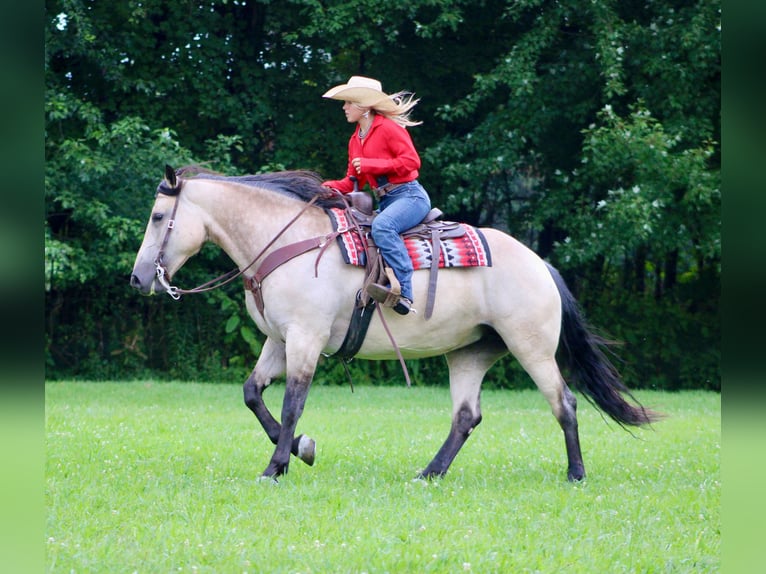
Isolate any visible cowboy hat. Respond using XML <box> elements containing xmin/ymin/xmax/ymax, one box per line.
<box><xmin>322</xmin><ymin>76</ymin><xmax>398</xmax><ymax>112</ymax></box>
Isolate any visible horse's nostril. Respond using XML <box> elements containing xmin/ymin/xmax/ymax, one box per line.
<box><xmin>130</xmin><ymin>274</ymin><xmax>141</xmax><ymax>289</ymax></box>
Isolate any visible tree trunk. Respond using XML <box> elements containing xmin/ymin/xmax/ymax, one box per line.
<box><xmin>634</xmin><ymin>245</ymin><xmax>647</xmax><ymax>295</ymax></box>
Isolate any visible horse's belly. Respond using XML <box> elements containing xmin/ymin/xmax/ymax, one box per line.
<box><xmin>354</xmin><ymin>320</ymin><xmax>485</xmax><ymax>360</ymax></box>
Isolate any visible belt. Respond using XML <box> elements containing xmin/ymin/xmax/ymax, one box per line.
<box><xmin>373</xmin><ymin>182</ymin><xmax>405</xmax><ymax>199</ymax></box>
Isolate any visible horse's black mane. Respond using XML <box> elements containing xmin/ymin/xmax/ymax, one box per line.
<box><xmin>175</xmin><ymin>165</ymin><xmax>345</xmax><ymax>209</ymax></box>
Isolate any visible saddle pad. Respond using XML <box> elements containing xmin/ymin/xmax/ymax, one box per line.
<box><xmin>327</xmin><ymin>208</ymin><xmax>492</xmax><ymax>269</ymax></box>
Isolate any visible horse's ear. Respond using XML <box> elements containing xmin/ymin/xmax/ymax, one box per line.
<box><xmin>164</xmin><ymin>164</ymin><xmax>177</xmax><ymax>188</ymax></box>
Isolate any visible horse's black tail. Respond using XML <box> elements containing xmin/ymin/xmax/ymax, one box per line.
<box><xmin>546</xmin><ymin>263</ymin><xmax>661</xmax><ymax>427</ymax></box>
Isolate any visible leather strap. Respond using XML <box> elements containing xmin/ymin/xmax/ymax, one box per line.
<box><xmin>425</xmin><ymin>229</ymin><xmax>441</xmax><ymax>319</ymax></box>
<box><xmin>163</xmin><ymin>193</ymin><xmax>322</xmax><ymax>299</ymax></box>
<box><xmin>374</xmin><ymin>303</ymin><xmax>412</xmax><ymax>387</ymax></box>
<box><xmin>244</xmin><ymin>234</ymin><xmax>336</xmax><ymax>315</ymax></box>
<box><xmin>334</xmin><ymin>291</ymin><xmax>377</xmax><ymax>361</ymax></box>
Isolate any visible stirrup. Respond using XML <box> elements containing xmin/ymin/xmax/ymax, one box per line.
<box><xmin>366</xmin><ymin>283</ymin><xmax>400</xmax><ymax>307</ymax></box>
<box><xmin>366</xmin><ymin>284</ymin><xmax>415</xmax><ymax>315</ymax></box>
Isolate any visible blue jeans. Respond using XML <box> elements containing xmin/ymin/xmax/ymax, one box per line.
<box><xmin>371</xmin><ymin>180</ymin><xmax>431</xmax><ymax>302</ymax></box>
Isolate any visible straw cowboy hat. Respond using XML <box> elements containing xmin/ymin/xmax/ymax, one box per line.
<box><xmin>322</xmin><ymin>76</ymin><xmax>398</xmax><ymax>112</ymax></box>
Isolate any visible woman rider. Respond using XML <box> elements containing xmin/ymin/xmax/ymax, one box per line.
<box><xmin>322</xmin><ymin>76</ymin><xmax>432</xmax><ymax>315</ymax></box>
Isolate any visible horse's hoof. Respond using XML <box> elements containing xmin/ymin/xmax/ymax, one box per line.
<box><xmin>417</xmin><ymin>468</ymin><xmax>445</xmax><ymax>481</ymax></box>
<box><xmin>263</xmin><ymin>460</ymin><xmax>289</xmax><ymax>478</ymax></box>
<box><xmin>567</xmin><ymin>468</ymin><xmax>586</xmax><ymax>482</ymax></box>
<box><xmin>297</xmin><ymin>435</ymin><xmax>316</xmax><ymax>466</ymax></box>
<box><xmin>256</xmin><ymin>475</ymin><xmax>279</xmax><ymax>485</ymax></box>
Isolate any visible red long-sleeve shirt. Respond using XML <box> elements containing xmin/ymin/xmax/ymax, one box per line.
<box><xmin>323</xmin><ymin>114</ymin><xmax>420</xmax><ymax>193</ymax></box>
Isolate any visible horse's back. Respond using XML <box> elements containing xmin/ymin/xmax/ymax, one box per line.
<box><xmin>485</xmin><ymin>226</ymin><xmax>558</xmax><ymax>291</ymax></box>
<box><xmin>441</xmin><ymin>226</ymin><xmax>560</xmax><ymax>319</ymax></box>
<box><xmin>473</xmin><ymin>227</ymin><xmax>562</xmax><ymax>355</ymax></box>
<box><xmin>353</xmin><ymin>227</ymin><xmax>561</xmax><ymax>359</ymax></box>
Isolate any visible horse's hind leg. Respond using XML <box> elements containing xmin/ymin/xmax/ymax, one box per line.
<box><xmin>419</xmin><ymin>335</ymin><xmax>508</xmax><ymax>479</ymax></box>
<box><xmin>559</xmin><ymin>384</ymin><xmax>584</xmax><ymax>481</ymax></box>
<box><xmin>242</xmin><ymin>337</ymin><xmax>316</xmax><ymax>466</ymax></box>
<box><xmin>521</xmin><ymin>358</ymin><xmax>585</xmax><ymax>481</ymax></box>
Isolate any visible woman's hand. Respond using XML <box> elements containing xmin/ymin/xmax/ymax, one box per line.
<box><xmin>317</xmin><ymin>186</ymin><xmax>341</xmax><ymax>200</ymax></box>
<box><xmin>351</xmin><ymin>157</ymin><xmax>362</xmax><ymax>174</ymax></box>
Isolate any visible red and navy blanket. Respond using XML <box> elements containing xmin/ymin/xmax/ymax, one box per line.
<box><xmin>327</xmin><ymin>208</ymin><xmax>492</xmax><ymax>270</ymax></box>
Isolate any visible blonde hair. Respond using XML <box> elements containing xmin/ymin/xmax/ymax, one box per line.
<box><xmin>372</xmin><ymin>91</ymin><xmax>422</xmax><ymax>128</ymax></box>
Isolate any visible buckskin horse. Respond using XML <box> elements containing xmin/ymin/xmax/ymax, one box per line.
<box><xmin>130</xmin><ymin>165</ymin><xmax>658</xmax><ymax>481</ymax></box>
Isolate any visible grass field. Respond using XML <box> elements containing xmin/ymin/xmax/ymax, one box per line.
<box><xmin>45</xmin><ymin>382</ymin><xmax>719</xmax><ymax>573</ymax></box>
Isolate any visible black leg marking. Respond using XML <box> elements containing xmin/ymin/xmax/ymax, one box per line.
<box><xmin>261</xmin><ymin>376</ymin><xmax>312</xmax><ymax>478</ymax></box>
<box><xmin>558</xmin><ymin>386</ymin><xmax>585</xmax><ymax>481</ymax></box>
<box><xmin>420</xmin><ymin>403</ymin><xmax>482</xmax><ymax>479</ymax></box>
<box><xmin>243</xmin><ymin>380</ymin><xmax>314</xmax><ymax>465</ymax></box>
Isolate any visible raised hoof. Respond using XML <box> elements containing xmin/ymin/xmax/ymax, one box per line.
<box><xmin>297</xmin><ymin>435</ymin><xmax>316</xmax><ymax>466</ymax></box>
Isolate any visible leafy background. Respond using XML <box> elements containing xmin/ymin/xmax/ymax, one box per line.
<box><xmin>45</xmin><ymin>0</ymin><xmax>720</xmax><ymax>390</ymax></box>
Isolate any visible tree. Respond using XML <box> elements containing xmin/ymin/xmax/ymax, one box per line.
<box><xmin>44</xmin><ymin>0</ymin><xmax>720</xmax><ymax>389</ymax></box>
<box><xmin>427</xmin><ymin>0</ymin><xmax>719</xmax><ymax>241</ymax></box>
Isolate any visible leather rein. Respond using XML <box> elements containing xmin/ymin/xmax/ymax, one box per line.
<box><xmin>153</xmin><ymin>184</ymin><xmax>330</xmax><ymax>301</ymax></box>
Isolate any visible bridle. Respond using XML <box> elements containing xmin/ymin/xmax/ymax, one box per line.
<box><xmin>152</xmin><ymin>179</ymin><xmax>323</xmax><ymax>300</ymax></box>
<box><xmin>153</xmin><ymin>184</ymin><xmax>185</xmax><ymax>299</ymax></box>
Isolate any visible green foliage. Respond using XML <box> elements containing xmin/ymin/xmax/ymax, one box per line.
<box><xmin>553</xmin><ymin>103</ymin><xmax>720</xmax><ymax>270</ymax></box>
<box><xmin>585</xmin><ymin>289</ymin><xmax>720</xmax><ymax>391</ymax></box>
<box><xmin>44</xmin><ymin>77</ymin><xmax>249</xmax><ymax>379</ymax></box>
<box><xmin>44</xmin><ymin>0</ymin><xmax>719</xmax><ymax>390</ymax></box>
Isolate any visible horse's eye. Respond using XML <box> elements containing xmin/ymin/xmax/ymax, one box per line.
<box><xmin>152</xmin><ymin>212</ymin><xmax>164</xmax><ymax>222</ymax></box>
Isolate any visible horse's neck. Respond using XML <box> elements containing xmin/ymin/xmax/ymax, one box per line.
<box><xmin>187</xmin><ymin>181</ymin><xmax>328</xmax><ymax>270</ymax></box>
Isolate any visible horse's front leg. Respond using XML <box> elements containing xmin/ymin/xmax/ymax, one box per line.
<box><xmin>261</xmin><ymin>374</ymin><xmax>313</xmax><ymax>478</ymax></box>
<box><xmin>261</xmin><ymin>333</ymin><xmax>324</xmax><ymax>478</ymax></box>
<box><xmin>243</xmin><ymin>337</ymin><xmax>315</xmax><ymax>466</ymax></box>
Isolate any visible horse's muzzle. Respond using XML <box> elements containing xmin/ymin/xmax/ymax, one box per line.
<box><xmin>130</xmin><ymin>273</ymin><xmax>156</xmax><ymax>295</ymax></box>
<box><xmin>130</xmin><ymin>258</ymin><xmax>162</xmax><ymax>295</ymax></box>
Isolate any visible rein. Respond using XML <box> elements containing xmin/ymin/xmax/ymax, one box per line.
<box><xmin>153</xmin><ymin>184</ymin><xmax>321</xmax><ymax>299</ymax></box>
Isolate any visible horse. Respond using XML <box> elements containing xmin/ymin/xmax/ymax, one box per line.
<box><xmin>130</xmin><ymin>165</ymin><xmax>659</xmax><ymax>481</ymax></box>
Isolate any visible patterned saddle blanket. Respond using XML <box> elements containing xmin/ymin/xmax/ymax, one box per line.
<box><xmin>327</xmin><ymin>208</ymin><xmax>492</xmax><ymax>269</ymax></box>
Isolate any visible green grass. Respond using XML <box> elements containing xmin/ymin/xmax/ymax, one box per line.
<box><xmin>46</xmin><ymin>383</ymin><xmax>719</xmax><ymax>573</ymax></box>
